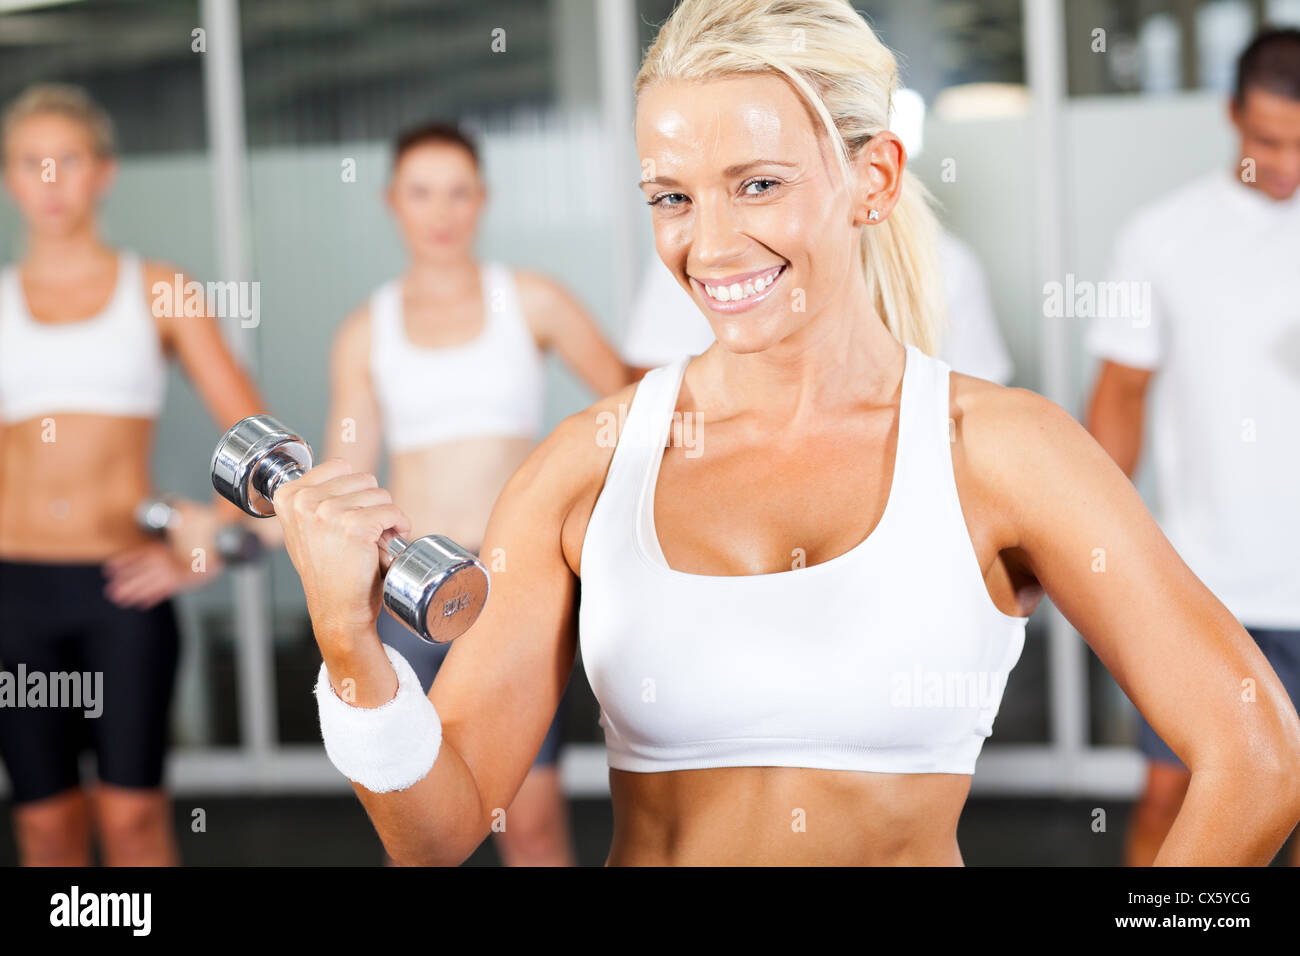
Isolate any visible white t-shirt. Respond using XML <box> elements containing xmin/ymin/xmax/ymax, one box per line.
<box><xmin>622</xmin><ymin>229</ymin><xmax>1015</xmax><ymax>384</ymax></box>
<box><xmin>1085</xmin><ymin>168</ymin><xmax>1300</xmax><ymax>628</ymax></box>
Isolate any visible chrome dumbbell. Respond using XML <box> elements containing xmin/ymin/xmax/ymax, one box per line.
<box><xmin>210</xmin><ymin>415</ymin><xmax>489</xmax><ymax>644</ymax></box>
<box><xmin>135</xmin><ymin>496</ymin><xmax>264</xmax><ymax>564</ymax></box>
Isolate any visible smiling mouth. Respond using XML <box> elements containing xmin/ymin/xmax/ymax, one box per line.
<box><xmin>694</xmin><ymin>264</ymin><xmax>787</xmax><ymax>304</ymax></box>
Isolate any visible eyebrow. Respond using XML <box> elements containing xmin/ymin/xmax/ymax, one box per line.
<box><xmin>638</xmin><ymin>159</ymin><xmax>798</xmax><ymax>188</ymax></box>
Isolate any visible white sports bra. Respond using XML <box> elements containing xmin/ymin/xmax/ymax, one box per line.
<box><xmin>368</xmin><ymin>262</ymin><xmax>546</xmax><ymax>452</ymax></box>
<box><xmin>578</xmin><ymin>343</ymin><xmax>1029</xmax><ymax>775</ymax></box>
<box><xmin>0</xmin><ymin>251</ymin><xmax>166</xmax><ymax>424</ymax></box>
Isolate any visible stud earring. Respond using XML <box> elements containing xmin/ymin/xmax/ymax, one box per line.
<box><xmin>868</xmin><ymin>209</ymin><xmax>880</xmax><ymax>221</ymax></box>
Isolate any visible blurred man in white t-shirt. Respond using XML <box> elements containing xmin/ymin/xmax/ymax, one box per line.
<box><xmin>623</xmin><ymin>227</ymin><xmax>1015</xmax><ymax>384</ymax></box>
<box><xmin>1084</xmin><ymin>28</ymin><xmax>1300</xmax><ymax>867</ymax></box>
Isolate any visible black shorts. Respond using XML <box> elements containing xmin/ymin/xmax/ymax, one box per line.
<box><xmin>0</xmin><ymin>559</ymin><xmax>181</xmax><ymax>805</ymax></box>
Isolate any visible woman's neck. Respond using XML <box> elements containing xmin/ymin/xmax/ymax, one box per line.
<box><xmin>700</xmin><ymin>280</ymin><xmax>904</xmax><ymax>429</ymax></box>
<box><xmin>404</xmin><ymin>253</ymin><xmax>479</xmax><ymax>299</ymax></box>
<box><xmin>23</xmin><ymin>226</ymin><xmax>112</xmax><ymax>280</ymax></box>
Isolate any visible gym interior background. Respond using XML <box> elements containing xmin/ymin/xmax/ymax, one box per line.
<box><xmin>1</xmin><ymin>0</ymin><xmax>1297</xmax><ymax>865</ymax></box>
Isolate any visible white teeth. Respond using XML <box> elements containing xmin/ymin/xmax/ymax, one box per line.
<box><xmin>704</xmin><ymin>267</ymin><xmax>782</xmax><ymax>302</ymax></box>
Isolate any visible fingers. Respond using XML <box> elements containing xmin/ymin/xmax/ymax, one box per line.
<box><xmin>354</xmin><ymin>504</ymin><xmax>413</xmax><ymax>544</ymax></box>
<box><xmin>103</xmin><ymin>550</ymin><xmax>177</xmax><ymax>609</ymax></box>
<box><xmin>318</xmin><ymin>498</ymin><xmax>413</xmax><ymax>547</ymax></box>
<box><xmin>270</xmin><ymin>456</ymin><xmax>357</xmax><ymax>511</ymax></box>
<box><xmin>284</xmin><ymin>470</ymin><xmax>412</xmax><ymax>540</ymax></box>
<box><xmin>102</xmin><ymin>542</ymin><xmax>162</xmax><ymax>577</ymax></box>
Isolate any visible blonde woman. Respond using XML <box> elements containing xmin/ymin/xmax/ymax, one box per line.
<box><xmin>321</xmin><ymin>121</ymin><xmax>635</xmax><ymax>866</ymax></box>
<box><xmin>274</xmin><ymin>0</ymin><xmax>1300</xmax><ymax>865</ymax></box>
<box><xmin>0</xmin><ymin>85</ymin><xmax>264</xmax><ymax>865</ymax></box>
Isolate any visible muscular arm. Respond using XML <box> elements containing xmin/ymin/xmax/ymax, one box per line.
<box><xmin>969</xmin><ymin>386</ymin><xmax>1300</xmax><ymax>864</ymax></box>
<box><xmin>1084</xmin><ymin>359</ymin><xmax>1153</xmax><ymax>479</ymax></box>
<box><xmin>518</xmin><ymin>270</ymin><xmax>638</xmax><ymax>397</ymax></box>
<box><xmin>318</xmin><ymin>405</ymin><xmax>614</xmax><ymax>865</ymax></box>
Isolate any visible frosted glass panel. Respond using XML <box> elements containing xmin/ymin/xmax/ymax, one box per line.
<box><xmin>915</xmin><ymin>115</ymin><xmax>1039</xmax><ymax>391</ymax></box>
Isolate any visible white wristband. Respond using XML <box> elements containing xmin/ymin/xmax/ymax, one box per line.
<box><xmin>314</xmin><ymin>643</ymin><xmax>442</xmax><ymax>793</ymax></box>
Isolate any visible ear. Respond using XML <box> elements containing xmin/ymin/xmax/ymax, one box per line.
<box><xmin>849</xmin><ymin>130</ymin><xmax>906</xmax><ymax>227</ymax></box>
<box><xmin>1228</xmin><ymin>93</ymin><xmax>1244</xmax><ymax>133</ymax></box>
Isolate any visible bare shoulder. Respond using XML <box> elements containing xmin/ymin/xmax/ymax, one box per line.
<box><xmin>500</xmin><ymin>378</ymin><xmax>645</xmax><ymax>576</ymax></box>
<box><xmin>140</xmin><ymin>258</ymin><xmax>182</xmax><ymax>287</ymax></box>
<box><xmin>511</xmin><ymin>267</ymin><xmax>563</xmax><ymax>307</ymax></box>
<box><xmin>333</xmin><ymin>300</ymin><xmax>372</xmax><ymax>349</ymax></box>
<box><xmin>948</xmin><ymin>371</ymin><xmax>1078</xmax><ymax>451</ymax></box>
<box><xmin>512</xmin><ymin>267</ymin><xmax>585</xmax><ymax>320</ymax></box>
<box><xmin>506</xmin><ymin>268</ymin><xmax>568</xmax><ymax>347</ymax></box>
<box><xmin>948</xmin><ymin>369</ymin><xmax>1120</xmax><ymax>548</ymax></box>
<box><xmin>139</xmin><ymin>259</ymin><xmax>190</xmax><ymax>348</ymax></box>
<box><xmin>139</xmin><ymin>258</ymin><xmax>184</xmax><ymax>311</ymax></box>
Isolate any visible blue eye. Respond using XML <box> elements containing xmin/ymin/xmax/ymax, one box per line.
<box><xmin>743</xmin><ymin>177</ymin><xmax>780</xmax><ymax>195</ymax></box>
<box><xmin>647</xmin><ymin>193</ymin><xmax>687</xmax><ymax>207</ymax></box>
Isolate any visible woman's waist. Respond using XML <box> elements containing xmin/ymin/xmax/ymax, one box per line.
<box><xmin>0</xmin><ymin>523</ymin><xmax>155</xmax><ymax>563</ymax></box>
<box><xmin>1</xmin><ymin>444</ymin><xmax>154</xmax><ymax>514</ymax></box>
<box><xmin>1</xmin><ymin>421</ymin><xmax>157</xmax><ymax>561</ymax></box>
<box><xmin>608</xmin><ymin>765</ymin><xmax>968</xmax><ymax>865</ymax></box>
<box><xmin>388</xmin><ymin>438</ymin><xmax>531</xmax><ymax>526</ymax></box>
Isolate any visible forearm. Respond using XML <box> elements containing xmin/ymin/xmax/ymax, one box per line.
<box><xmin>354</xmin><ymin>738</ymin><xmax>491</xmax><ymax>866</ymax></box>
<box><xmin>1154</xmin><ymin>767</ymin><xmax>1300</xmax><ymax>865</ymax></box>
<box><xmin>322</xmin><ymin>628</ymin><xmax>490</xmax><ymax>866</ymax></box>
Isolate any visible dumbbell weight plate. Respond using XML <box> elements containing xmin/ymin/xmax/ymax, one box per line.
<box><xmin>385</xmin><ymin>535</ymin><xmax>490</xmax><ymax>644</ymax></box>
<box><xmin>211</xmin><ymin>416</ymin><xmax>314</xmax><ymax>517</ymax></box>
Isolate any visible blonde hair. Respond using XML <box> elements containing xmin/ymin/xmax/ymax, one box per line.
<box><xmin>2</xmin><ymin>83</ymin><xmax>117</xmax><ymax>159</ymax></box>
<box><xmin>636</xmin><ymin>0</ymin><xmax>947</xmax><ymax>354</ymax></box>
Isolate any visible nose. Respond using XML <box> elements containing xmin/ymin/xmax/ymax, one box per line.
<box><xmin>688</xmin><ymin>192</ymin><xmax>748</xmax><ymax>266</ymax></box>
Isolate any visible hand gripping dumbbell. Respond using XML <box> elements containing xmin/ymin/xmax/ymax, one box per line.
<box><xmin>136</xmin><ymin>496</ymin><xmax>265</xmax><ymax>565</ymax></box>
<box><xmin>210</xmin><ymin>415</ymin><xmax>489</xmax><ymax>644</ymax></box>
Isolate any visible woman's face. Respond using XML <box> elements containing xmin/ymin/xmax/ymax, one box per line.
<box><xmin>636</xmin><ymin>73</ymin><xmax>894</xmax><ymax>354</ymax></box>
<box><xmin>387</xmin><ymin>142</ymin><xmax>486</xmax><ymax>262</ymax></box>
<box><xmin>2</xmin><ymin>112</ymin><xmax>115</xmax><ymax>239</ymax></box>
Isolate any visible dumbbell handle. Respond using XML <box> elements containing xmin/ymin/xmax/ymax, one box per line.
<box><xmin>215</xmin><ymin>414</ymin><xmax>488</xmax><ymax>642</ymax></box>
<box><xmin>252</xmin><ymin>453</ymin><xmax>411</xmax><ymax>567</ymax></box>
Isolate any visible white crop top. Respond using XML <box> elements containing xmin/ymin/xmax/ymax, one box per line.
<box><xmin>368</xmin><ymin>262</ymin><xmax>546</xmax><ymax>452</ymax></box>
<box><xmin>578</xmin><ymin>343</ymin><xmax>1030</xmax><ymax>775</ymax></box>
<box><xmin>0</xmin><ymin>251</ymin><xmax>166</xmax><ymax>424</ymax></box>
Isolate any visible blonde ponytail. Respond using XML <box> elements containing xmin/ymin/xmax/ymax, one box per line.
<box><xmin>636</xmin><ymin>0</ymin><xmax>947</xmax><ymax>354</ymax></box>
<box><xmin>861</xmin><ymin>170</ymin><xmax>947</xmax><ymax>355</ymax></box>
